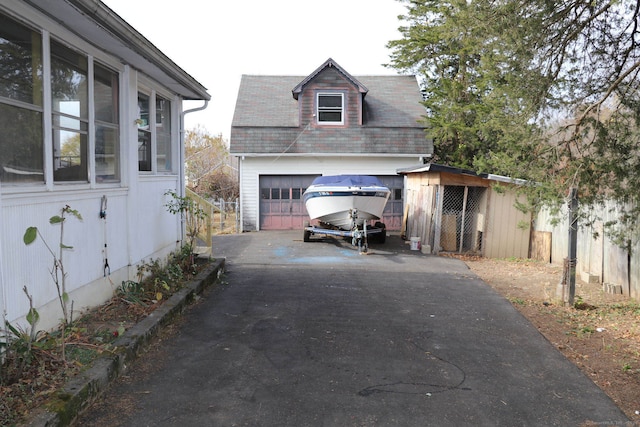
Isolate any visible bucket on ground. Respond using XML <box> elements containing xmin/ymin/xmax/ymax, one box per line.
<box><xmin>410</xmin><ymin>237</ymin><xmax>421</xmax><ymax>251</ymax></box>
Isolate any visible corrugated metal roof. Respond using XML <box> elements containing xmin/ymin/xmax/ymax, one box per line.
<box><xmin>398</xmin><ymin>163</ymin><xmax>527</xmax><ymax>185</ymax></box>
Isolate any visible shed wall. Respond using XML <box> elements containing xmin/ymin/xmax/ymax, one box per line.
<box><xmin>484</xmin><ymin>190</ymin><xmax>530</xmax><ymax>259</ymax></box>
<box><xmin>404</xmin><ymin>171</ymin><xmax>531</xmax><ymax>259</ymax></box>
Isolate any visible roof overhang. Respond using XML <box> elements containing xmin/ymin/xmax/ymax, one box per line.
<box><xmin>232</xmin><ymin>152</ymin><xmax>428</xmax><ymax>159</ymax></box>
<box><xmin>24</xmin><ymin>0</ymin><xmax>210</xmax><ymax>101</ymax></box>
<box><xmin>292</xmin><ymin>58</ymin><xmax>368</xmax><ymax>100</ymax></box>
<box><xmin>397</xmin><ymin>163</ymin><xmax>527</xmax><ymax>185</ymax></box>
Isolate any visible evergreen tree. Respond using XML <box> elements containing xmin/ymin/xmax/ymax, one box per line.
<box><xmin>387</xmin><ymin>0</ymin><xmax>640</xmax><ymax>239</ymax></box>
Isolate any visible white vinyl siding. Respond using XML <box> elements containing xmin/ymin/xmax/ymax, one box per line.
<box><xmin>238</xmin><ymin>156</ymin><xmax>420</xmax><ymax>231</ymax></box>
<box><xmin>0</xmin><ymin>3</ymin><xmax>191</xmax><ymax>332</ymax></box>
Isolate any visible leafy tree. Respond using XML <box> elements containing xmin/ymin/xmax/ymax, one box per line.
<box><xmin>387</xmin><ymin>0</ymin><xmax>640</xmax><ymax>241</ymax></box>
<box><xmin>60</xmin><ymin>133</ymin><xmax>81</xmax><ymax>165</ymax></box>
<box><xmin>387</xmin><ymin>0</ymin><xmax>546</xmax><ymax>170</ymax></box>
<box><xmin>185</xmin><ymin>126</ymin><xmax>238</xmax><ymax>200</ymax></box>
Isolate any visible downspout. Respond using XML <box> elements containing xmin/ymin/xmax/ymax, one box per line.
<box><xmin>179</xmin><ymin>100</ymin><xmax>209</xmax><ymax>242</ymax></box>
<box><xmin>0</xmin><ymin>179</ymin><xmax>6</xmax><ymax>333</ymax></box>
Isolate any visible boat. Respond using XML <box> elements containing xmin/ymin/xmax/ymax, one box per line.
<box><xmin>303</xmin><ymin>175</ymin><xmax>391</xmax><ymax>230</ymax></box>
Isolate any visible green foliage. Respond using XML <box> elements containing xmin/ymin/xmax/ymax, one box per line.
<box><xmin>165</xmin><ymin>190</ymin><xmax>207</xmax><ymax>261</ymax></box>
<box><xmin>23</xmin><ymin>226</ymin><xmax>37</xmax><ymax>244</ymax></box>
<box><xmin>1</xmin><ymin>319</ymin><xmax>49</xmax><ymax>385</ymax></box>
<box><xmin>23</xmin><ymin>205</ymin><xmax>82</xmax><ymax>328</ymax></box>
<box><xmin>117</xmin><ymin>280</ymin><xmax>145</xmax><ymax>305</ymax></box>
<box><xmin>387</xmin><ymin>0</ymin><xmax>544</xmax><ymax>170</ymax></box>
<box><xmin>117</xmin><ymin>246</ymin><xmax>194</xmax><ymax>305</ymax></box>
<box><xmin>387</xmin><ymin>0</ymin><xmax>640</xmax><ymax>243</ymax></box>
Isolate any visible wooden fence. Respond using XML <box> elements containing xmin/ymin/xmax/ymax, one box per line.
<box><xmin>185</xmin><ymin>188</ymin><xmax>239</xmax><ymax>256</ymax></box>
<box><xmin>533</xmin><ymin>200</ymin><xmax>639</xmax><ymax>300</ymax></box>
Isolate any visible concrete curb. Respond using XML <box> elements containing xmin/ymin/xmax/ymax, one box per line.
<box><xmin>24</xmin><ymin>258</ymin><xmax>226</xmax><ymax>427</ymax></box>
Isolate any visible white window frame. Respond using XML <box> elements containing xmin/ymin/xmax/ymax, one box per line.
<box><xmin>316</xmin><ymin>92</ymin><xmax>344</xmax><ymax>125</ymax></box>
<box><xmin>0</xmin><ymin>9</ymin><xmax>124</xmax><ymax>189</ymax></box>
<box><xmin>136</xmin><ymin>81</ymin><xmax>177</xmax><ymax>175</ymax></box>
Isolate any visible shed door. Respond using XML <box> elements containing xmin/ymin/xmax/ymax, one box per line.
<box><xmin>260</xmin><ymin>175</ymin><xmax>317</xmax><ymax>230</ymax></box>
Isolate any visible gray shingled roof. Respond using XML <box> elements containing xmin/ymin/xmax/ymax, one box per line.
<box><xmin>231</xmin><ymin>74</ymin><xmax>425</xmax><ymax>128</ymax></box>
<box><xmin>292</xmin><ymin>58</ymin><xmax>368</xmax><ymax>100</ymax></box>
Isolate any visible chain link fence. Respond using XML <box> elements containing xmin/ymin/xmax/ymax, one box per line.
<box><xmin>440</xmin><ymin>186</ymin><xmax>486</xmax><ymax>253</ymax></box>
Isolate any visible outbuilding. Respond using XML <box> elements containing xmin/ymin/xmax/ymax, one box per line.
<box><xmin>398</xmin><ymin>163</ymin><xmax>532</xmax><ymax>258</ymax></box>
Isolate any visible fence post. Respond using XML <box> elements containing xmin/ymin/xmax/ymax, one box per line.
<box><xmin>205</xmin><ymin>200</ymin><xmax>212</xmax><ymax>248</ymax></box>
<box><xmin>219</xmin><ymin>198</ymin><xmax>224</xmax><ymax>230</ymax></box>
<box><xmin>567</xmin><ymin>187</ymin><xmax>578</xmax><ymax>306</ymax></box>
<box><xmin>235</xmin><ymin>198</ymin><xmax>240</xmax><ymax>233</ymax></box>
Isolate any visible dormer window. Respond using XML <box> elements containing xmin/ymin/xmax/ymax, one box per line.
<box><xmin>317</xmin><ymin>93</ymin><xmax>344</xmax><ymax>124</ymax></box>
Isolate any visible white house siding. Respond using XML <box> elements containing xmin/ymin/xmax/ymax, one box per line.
<box><xmin>1</xmin><ymin>186</ymin><xmax>182</xmax><ymax>332</ymax></box>
<box><xmin>0</xmin><ymin>4</ymin><xmax>196</xmax><ymax>331</ymax></box>
<box><xmin>132</xmin><ymin>177</ymin><xmax>183</xmax><ymax>264</ymax></box>
<box><xmin>239</xmin><ymin>155</ymin><xmax>421</xmax><ymax>231</ymax></box>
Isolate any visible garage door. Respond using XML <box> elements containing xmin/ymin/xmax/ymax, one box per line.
<box><xmin>260</xmin><ymin>175</ymin><xmax>318</xmax><ymax>230</ymax></box>
<box><xmin>259</xmin><ymin>174</ymin><xmax>404</xmax><ymax>231</ymax></box>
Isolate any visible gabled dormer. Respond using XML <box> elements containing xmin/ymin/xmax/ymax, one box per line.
<box><xmin>292</xmin><ymin>58</ymin><xmax>368</xmax><ymax>127</ymax></box>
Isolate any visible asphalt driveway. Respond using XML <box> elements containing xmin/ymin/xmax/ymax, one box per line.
<box><xmin>79</xmin><ymin>231</ymin><xmax>629</xmax><ymax>426</ymax></box>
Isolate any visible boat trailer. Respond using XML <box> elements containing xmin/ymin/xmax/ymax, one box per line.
<box><xmin>303</xmin><ymin>209</ymin><xmax>386</xmax><ymax>253</ymax></box>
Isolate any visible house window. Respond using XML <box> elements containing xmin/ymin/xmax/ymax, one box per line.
<box><xmin>137</xmin><ymin>92</ymin><xmax>151</xmax><ymax>171</ymax></box>
<box><xmin>0</xmin><ymin>12</ymin><xmax>181</xmax><ymax>185</ymax></box>
<box><xmin>94</xmin><ymin>64</ymin><xmax>120</xmax><ymax>182</ymax></box>
<box><xmin>0</xmin><ymin>14</ymin><xmax>44</xmax><ymax>183</ymax></box>
<box><xmin>137</xmin><ymin>92</ymin><xmax>174</xmax><ymax>173</ymax></box>
<box><xmin>317</xmin><ymin>93</ymin><xmax>344</xmax><ymax>124</ymax></box>
<box><xmin>156</xmin><ymin>96</ymin><xmax>171</xmax><ymax>172</ymax></box>
<box><xmin>51</xmin><ymin>40</ymin><xmax>89</xmax><ymax>182</ymax></box>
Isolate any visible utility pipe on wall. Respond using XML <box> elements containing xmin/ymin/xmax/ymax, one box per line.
<box><xmin>179</xmin><ymin>100</ymin><xmax>209</xmax><ymax>242</ymax></box>
<box><xmin>0</xmin><ymin>179</ymin><xmax>6</xmax><ymax>329</ymax></box>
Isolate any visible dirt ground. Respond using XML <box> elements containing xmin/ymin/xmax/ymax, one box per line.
<box><xmin>454</xmin><ymin>255</ymin><xmax>640</xmax><ymax>424</ymax></box>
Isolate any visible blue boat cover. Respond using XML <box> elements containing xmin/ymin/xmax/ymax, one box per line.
<box><xmin>310</xmin><ymin>175</ymin><xmax>385</xmax><ymax>187</ymax></box>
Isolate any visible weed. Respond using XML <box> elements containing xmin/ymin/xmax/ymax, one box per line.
<box><xmin>580</xmin><ymin>326</ymin><xmax>595</xmax><ymax>335</ymax></box>
<box><xmin>164</xmin><ymin>190</ymin><xmax>207</xmax><ymax>264</ymax></box>
<box><xmin>574</xmin><ymin>296</ymin><xmax>597</xmax><ymax>310</ymax></box>
<box><xmin>117</xmin><ymin>280</ymin><xmax>146</xmax><ymax>305</ymax></box>
<box><xmin>23</xmin><ymin>205</ymin><xmax>82</xmax><ymax>328</ymax></box>
<box><xmin>2</xmin><ymin>242</ymin><xmax>209</xmax><ymax>425</ymax></box>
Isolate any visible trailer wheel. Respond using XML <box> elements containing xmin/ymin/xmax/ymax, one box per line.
<box><xmin>374</xmin><ymin>222</ymin><xmax>386</xmax><ymax>244</ymax></box>
<box><xmin>303</xmin><ymin>221</ymin><xmax>311</xmax><ymax>242</ymax></box>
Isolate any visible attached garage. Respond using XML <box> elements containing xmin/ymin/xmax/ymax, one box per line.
<box><xmin>258</xmin><ymin>174</ymin><xmax>404</xmax><ymax>231</ymax></box>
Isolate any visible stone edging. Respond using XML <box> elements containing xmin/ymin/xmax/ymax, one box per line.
<box><xmin>24</xmin><ymin>258</ymin><xmax>226</xmax><ymax>427</ymax></box>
